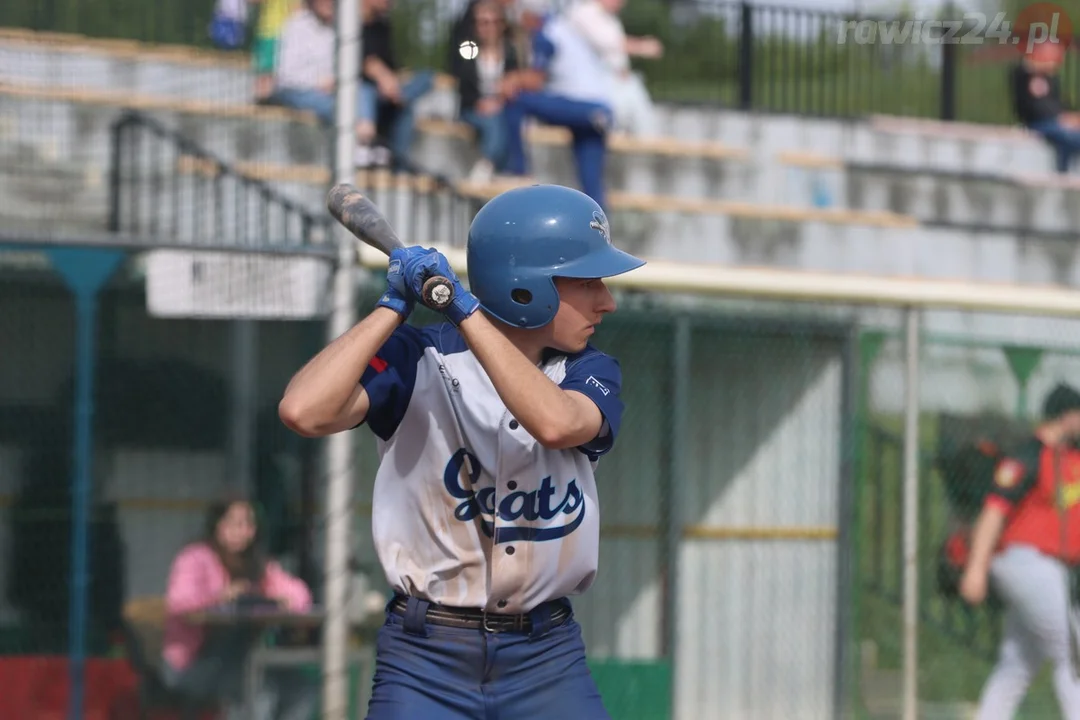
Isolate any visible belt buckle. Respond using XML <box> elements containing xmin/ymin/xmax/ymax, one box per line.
<box><xmin>482</xmin><ymin>610</ymin><xmax>499</xmax><ymax>634</ymax></box>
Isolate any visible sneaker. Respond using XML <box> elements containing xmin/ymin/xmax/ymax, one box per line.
<box><xmin>354</xmin><ymin>145</ymin><xmax>375</xmax><ymax>168</ymax></box>
<box><xmin>468</xmin><ymin>159</ymin><xmax>494</xmax><ymax>184</ymax></box>
<box><xmin>372</xmin><ymin>146</ymin><xmax>393</xmax><ymax>168</ymax></box>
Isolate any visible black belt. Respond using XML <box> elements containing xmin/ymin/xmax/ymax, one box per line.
<box><xmin>389</xmin><ymin>595</ymin><xmax>571</xmax><ymax>633</ymax></box>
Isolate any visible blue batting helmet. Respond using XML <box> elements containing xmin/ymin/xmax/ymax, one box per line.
<box><xmin>466</xmin><ymin>184</ymin><xmax>646</xmax><ymax>329</ymax></box>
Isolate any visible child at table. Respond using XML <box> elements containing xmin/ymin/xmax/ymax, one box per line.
<box><xmin>162</xmin><ymin>493</ymin><xmax>318</xmax><ymax>720</ymax></box>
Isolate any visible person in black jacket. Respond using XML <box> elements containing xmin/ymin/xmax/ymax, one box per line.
<box><xmin>1011</xmin><ymin>36</ymin><xmax>1080</xmax><ymax>173</ymax></box>
<box><xmin>360</xmin><ymin>0</ymin><xmax>435</xmax><ymax>171</ymax></box>
<box><xmin>450</xmin><ymin>0</ymin><xmax>520</xmax><ymax>182</ymax></box>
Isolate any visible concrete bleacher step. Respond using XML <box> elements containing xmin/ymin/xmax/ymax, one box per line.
<box><xmin>844</xmin><ymin>164</ymin><xmax>1080</xmax><ymax>235</ymax></box>
<box><xmin>776</xmin><ymin>151</ymin><xmax>1080</xmax><ymax>235</ymax></box>
<box><xmin>412</xmin><ymin>118</ymin><xmax>756</xmax><ymax>201</ymax></box>
<box><xmin>0</xmin><ymin>29</ymin><xmax>459</xmax><ymax>124</ymax></box>
<box><xmin>2</xmin><ymin>29</ymin><xmax>1061</xmax><ymax>178</ymax></box>
<box><xmin>0</xmin><ymin>82</ymin><xmax>765</xmax><ymax>203</ymax></box>
<box><xmin>132</xmin><ymin>154</ymin><xmax>1080</xmax><ymax>290</ymax></box>
<box><xmin>0</xmin><ymin>29</ymin><xmax>253</xmax><ymax>105</ymax></box>
<box><xmin>9</xmin><ymin>81</ymin><xmax>1080</xmax><ymax>297</ymax></box>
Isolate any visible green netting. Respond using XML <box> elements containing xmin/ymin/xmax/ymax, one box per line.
<box><xmin>855</xmin><ymin>328</ymin><xmax>1080</xmax><ymax>720</ymax></box>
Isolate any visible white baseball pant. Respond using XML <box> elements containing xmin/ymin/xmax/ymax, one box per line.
<box><xmin>976</xmin><ymin>544</ymin><xmax>1080</xmax><ymax>720</ymax></box>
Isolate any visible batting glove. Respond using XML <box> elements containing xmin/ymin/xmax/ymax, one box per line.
<box><xmin>377</xmin><ymin>246</ymin><xmax>422</xmax><ymax>318</ymax></box>
<box><xmin>424</xmin><ymin>250</ymin><xmax>479</xmax><ymax>327</ymax></box>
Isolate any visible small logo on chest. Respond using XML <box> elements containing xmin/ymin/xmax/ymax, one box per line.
<box><xmin>442</xmin><ymin>448</ymin><xmax>586</xmax><ymax>543</ymax></box>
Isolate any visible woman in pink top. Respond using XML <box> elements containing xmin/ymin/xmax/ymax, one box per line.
<box><xmin>161</xmin><ymin>494</ymin><xmax>318</xmax><ymax>720</ymax></box>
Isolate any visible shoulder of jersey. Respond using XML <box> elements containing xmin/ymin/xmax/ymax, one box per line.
<box><xmin>563</xmin><ymin>342</ymin><xmax>614</xmax><ymax>367</ymax></box>
<box><xmin>994</xmin><ymin>435</ymin><xmax>1043</xmax><ymax>489</ymax></box>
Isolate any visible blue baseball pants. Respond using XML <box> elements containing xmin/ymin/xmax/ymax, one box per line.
<box><xmin>364</xmin><ymin>596</ymin><xmax>611</xmax><ymax>720</ymax></box>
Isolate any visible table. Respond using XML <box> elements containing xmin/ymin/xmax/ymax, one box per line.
<box><xmin>188</xmin><ymin>607</ymin><xmax>373</xmax><ymax>720</ymax></box>
<box><xmin>246</xmin><ymin>645</ymin><xmax>374</xmax><ymax>720</ymax></box>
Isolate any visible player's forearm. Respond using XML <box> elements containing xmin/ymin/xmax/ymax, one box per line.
<box><xmin>965</xmin><ymin>504</ymin><xmax>1007</xmax><ymax>576</ymax></box>
<box><xmin>458</xmin><ymin>313</ymin><xmax>594</xmax><ymax>448</ymax></box>
<box><xmin>279</xmin><ymin>307</ymin><xmax>402</xmax><ymax>436</ymax></box>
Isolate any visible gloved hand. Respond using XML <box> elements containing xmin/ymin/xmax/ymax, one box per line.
<box><xmin>396</xmin><ymin>246</ymin><xmax>480</xmax><ymax>327</ymax></box>
<box><xmin>377</xmin><ymin>246</ymin><xmax>425</xmax><ymax>318</ymax></box>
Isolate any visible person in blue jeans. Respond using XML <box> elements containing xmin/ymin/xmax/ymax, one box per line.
<box><xmin>501</xmin><ymin>0</ymin><xmax>614</xmax><ymax>209</ymax></box>
<box><xmin>270</xmin><ymin>0</ymin><xmax>372</xmax><ymax>152</ymax></box>
<box><xmin>448</xmin><ymin>0</ymin><xmax>519</xmax><ymax>182</ymax></box>
<box><xmin>360</xmin><ymin>0</ymin><xmax>434</xmax><ymax>172</ymax></box>
<box><xmin>269</xmin><ymin>0</ymin><xmax>432</xmax><ymax>169</ymax></box>
<box><xmin>1011</xmin><ymin>37</ymin><xmax>1080</xmax><ymax>173</ymax></box>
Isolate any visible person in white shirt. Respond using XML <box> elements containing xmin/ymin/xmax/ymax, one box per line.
<box><xmin>565</xmin><ymin>0</ymin><xmax>662</xmax><ymax>137</ymax></box>
<box><xmin>269</xmin><ymin>0</ymin><xmax>382</xmax><ymax>165</ymax></box>
<box><xmin>500</xmin><ymin>0</ymin><xmax>615</xmax><ymax>209</ymax></box>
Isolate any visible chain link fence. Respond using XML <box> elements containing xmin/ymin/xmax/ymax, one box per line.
<box><xmin>853</xmin><ymin>322</ymin><xmax>1080</xmax><ymax>720</ymax></box>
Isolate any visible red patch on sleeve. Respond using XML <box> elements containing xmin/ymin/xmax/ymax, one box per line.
<box><xmin>369</xmin><ymin>356</ymin><xmax>388</xmax><ymax>373</ymax></box>
<box><xmin>994</xmin><ymin>459</ymin><xmax>1025</xmax><ymax>489</ymax></box>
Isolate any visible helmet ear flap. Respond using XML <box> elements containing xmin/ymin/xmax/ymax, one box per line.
<box><xmin>505</xmin><ymin>276</ymin><xmax>560</xmax><ymax>328</ymax></box>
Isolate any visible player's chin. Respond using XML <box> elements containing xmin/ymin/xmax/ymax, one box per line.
<box><xmin>551</xmin><ymin>334</ymin><xmax>590</xmax><ymax>354</ymax></box>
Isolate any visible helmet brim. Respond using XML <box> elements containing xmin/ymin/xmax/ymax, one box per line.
<box><xmin>552</xmin><ymin>247</ymin><xmax>646</xmax><ymax>281</ymax></box>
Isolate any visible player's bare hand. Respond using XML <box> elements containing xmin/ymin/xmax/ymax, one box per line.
<box><xmin>959</xmin><ymin>567</ymin><xmax>988</xmax><ymax>605</ymax></box>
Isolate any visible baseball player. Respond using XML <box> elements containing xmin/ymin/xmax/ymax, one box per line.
<box><xmin>960</xmin><ymin>383</ymin><xmax>1080</xmax><ymax>720</ymax></box>
<box><xmin>278</xmin><ymin>184</ymin><xmax>645</xmax><ymax>719</ymax></box>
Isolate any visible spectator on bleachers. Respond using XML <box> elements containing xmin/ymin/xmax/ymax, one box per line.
<box><xmin>449</xmin><ymin>0</ymin><xmax>517</xmax><ymax>49</ymax></box>
<box><xmin>500</xmin><ymin>0</ymin><xmax>614</xmax><ymax>209</ymax></box>
<box><xmin>565</xmin><ymin>0</ymin><xmax>662</xmax><ymax>137</ymax></box>
<box><xmin>250</xmin><ymin>0</ymin><xmax>301</xmax><ymax>103</ymax></box>
<box><xmin>449</xmin><ymin>0</ymin><xmax>520</xmax><ymax>183</ymax></box>
<box><xmin>161</xmin><ymin>493</ymin><xmax>317</xmax><ymax>719</ymax></box>
<box><xmin>209</xmin><ymin>0</ymin><xmax>252</xmax><ymax>51</ymax></box>
<box><xmin>1011</xmin><ymin>37</ymin><xmax>1080</xmax><ymax>173</ymax></box>
<box><xmin>270</xmin><ymin>0</ymin><xmax>380</xmax><ymax>165</ymax></box>
<box><xmin>360</xmin><ymin>0</ymin><xmax>435</xmax><ymax>172</ymax></box>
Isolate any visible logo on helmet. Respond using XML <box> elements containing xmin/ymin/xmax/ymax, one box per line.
<box><xmin>589</xmin><ymin>211</ymin><xmax>611</xmax><ymax>245</ymax></box>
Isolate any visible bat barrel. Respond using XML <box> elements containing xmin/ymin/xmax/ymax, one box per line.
<box><xmin>327</xmin><ymin>184</ymin><xmax>361</xmax><ymax>220</ymax></box>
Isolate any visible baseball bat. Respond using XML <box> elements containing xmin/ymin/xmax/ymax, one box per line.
<box><xmin>326</xmin><ymin>183</ymin><xmax>455</xmax><ymax>311</ymax></box>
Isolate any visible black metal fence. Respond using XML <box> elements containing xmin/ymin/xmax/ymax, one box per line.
<box><xmin>4</xmin><ymin>0</ymin><xmax>1080</xmax><ymax>124</ymax></box>
<box><xmin>861</xmin><ymin>423</ymin><xmax>1003</xmax><ymax>665</ymax></box>
<box><xmin>108</xmin><ymin>110</ymin><xmax>329</xmax><ymax>246</ymax></box>
<box><xmin>108</xmin><ymin>109</ymin><xmax>473</xmax><ymax>251</ymax></box>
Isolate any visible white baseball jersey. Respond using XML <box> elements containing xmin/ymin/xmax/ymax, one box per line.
<box><xmin>357</xmin><ymin>321</ymin><xmax>624</xmax><ymax>614</ymax></box>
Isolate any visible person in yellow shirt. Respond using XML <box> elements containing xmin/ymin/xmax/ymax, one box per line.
<box><xmin>252</xmin><ymin>0</ymin><xmax>301</xmax><ymax>102</ymax></box>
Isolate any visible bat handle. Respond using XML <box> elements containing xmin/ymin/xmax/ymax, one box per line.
<box><xmin>421</xmin><ymin>274</ymin><xmax>455</xmax><ymax>311</ymax></box>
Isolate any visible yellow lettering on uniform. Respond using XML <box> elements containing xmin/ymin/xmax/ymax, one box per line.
<box><xmin>1059</xmin><ymin>482</ymin><xmax>1080</xmax><ymax>510</ymax></box>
